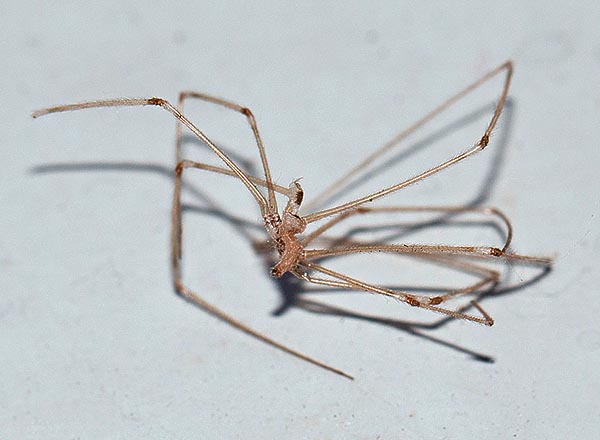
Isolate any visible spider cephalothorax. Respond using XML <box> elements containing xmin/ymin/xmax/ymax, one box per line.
<box><xmin>266</xmin><ymin>180</ymin><xmax>307</xmax><ymax>278</ymax></box>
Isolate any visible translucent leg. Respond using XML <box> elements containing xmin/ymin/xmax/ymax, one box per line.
<box><xmin>305</xmin><ymin>61</ymin><xmax>513</xmax><ymax>215</ymax></box>
<box><xmin>304</xmin><ymin>61</ymin><xmax>514</xmax><ymax>223</ymax></box>
<box><xmin>171</xmin><ymin>160</ymin><xmax>354</xmax><ymax>379</ymax></box>
<box><xmin>298</xmin><ymin>260</ymin><xmax>494</xmax><ymax>326</ymax></box>
<box><xmin>303</xmin><ymin>205</ymin><xmax>514</xmax><ymax>251</ymax></box>
<box><xmin>176</xmin><ymin>91</ymin><xmax>278</xmax><ymax>213</ymax></box>
<box><xmin>33</xmin><ymin>97</ymin><xmax>270</xmax><ymax>216</ymax></box>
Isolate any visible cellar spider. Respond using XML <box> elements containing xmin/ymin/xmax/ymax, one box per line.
<box><xmin>33</xmin><ymin>60</ymin><xmax>552</xmax><ymax>380</ymax></box>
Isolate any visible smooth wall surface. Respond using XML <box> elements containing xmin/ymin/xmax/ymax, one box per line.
<box><xmin>2</xmin><ymin>1</ymin><xmax>599</xmax><ymax>438</ymax></box>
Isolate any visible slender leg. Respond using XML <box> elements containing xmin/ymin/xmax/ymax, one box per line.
<box><xmin>172</xmin><ymin>160</ymin><xmax>353</xmax><ymax>380</ymax></box>
<box><xmin>291</xmin><ymin>268</ymin><xmax>355</xmax><ymax>290</ymax></box>
<box><xmin>295</xmin><ymin>243</ymin><xmax>502</xmax><ymax>313</ymax></box>
<box><xmin>304</xmin><ymin>61</ymin><xmax>514</xmax><ymax>223</ymax></box>
<box><xmin>299</xmin><ymin>261</ymin><xmax>494</xmax><ymax>325</ymax></box>
<box><xmin>292</xmin><ymin>258</ymin><xmax>498</xmax><ymax>299</ymax></box>
<box><xmin>296</xmin><ymin>230</ymin><xmax>551</xmax><ymax>324</ymax></box>
<box><xmin>176</xmin><ymin>91</ymin><xmax>278</xmax><ymax>213</ymax></box>
<box><xmin>33</xmin><ymin>97</ymin><xmax>271</xmax><ymax>217</ymax></box>
<box><xmin>303</xmin><ymin>205</ymin><xmax>514</xmax><ymax>252</ymax></box>
<box><xmin>172</xmin><ymin>159</ymin><xmax>291</xmax><ymax>259</ymax></box>
<box><xmin>413</xmin><ymin>253</ymin><xmax>500</xmax><ymax>302</ymax></box>
<box><xmin>293</xmin><ymin>251</ymin><xmax>501</xmax><ymax>295</ymax></box>
<box><xmin>176</xmin><ymin>160</ymin><xmax>291</xmax><ymax>196</ymax></box>
<box><xmin>295</xmin><ymin>203</ymin><xmax>552</xmax><ymax>313</ymax></box>
<box><xmin>304</xmin><ymin>243</ymin><xmax>552</xmax><ymax>266</ymax></box>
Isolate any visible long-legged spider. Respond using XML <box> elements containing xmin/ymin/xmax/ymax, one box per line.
<box><xmin>33</xmin><ymin>60</ymin><xmax>551</xmax><ymax>380</ymax></box>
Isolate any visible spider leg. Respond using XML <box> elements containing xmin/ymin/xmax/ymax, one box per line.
<box><xmin>298</xmin><ymin>260</ymin><xmax>494</xmax><ymax>325</ymax></box>
<box><xmin>304</xmin><ymin>61</ymin><xmax>514</xmax><ymax>223</ymax></box>
<box><xmin>176</xmin><ymin>91</ymin><xmax>278</xmax><ymax>213</ymax></box>
<box><xmin>172</xmin><ymin>160</ymin><xmax>354</xmax><ymax>380</ymax></box>
<box><xmin>33</xmin><ymin>97</ymin><xmax>270</xmax><ymax>216</ymax></box>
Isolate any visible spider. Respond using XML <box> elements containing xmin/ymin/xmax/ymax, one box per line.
<box><xmin>33</xmin><ymin>61</ymin><xmax>551</xmax><ymax>379</ymax></box>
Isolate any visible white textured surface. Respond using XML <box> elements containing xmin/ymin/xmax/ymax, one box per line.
<box><xmin>2</xmin><ymin>1</ymin><xmax>599</xmax><ymax>438</ymax></box>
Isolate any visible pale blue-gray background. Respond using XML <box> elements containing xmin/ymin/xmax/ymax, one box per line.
<box><xmin>2</xmin><ymin>1</ymin><xmax>599</xmax><ymax>438</ymax></box>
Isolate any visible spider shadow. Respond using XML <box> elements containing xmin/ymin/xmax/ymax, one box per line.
<box><xmin>31</xmin><ymin>96</ymin><xmax>552</xmax><ymax>364</ymax></box>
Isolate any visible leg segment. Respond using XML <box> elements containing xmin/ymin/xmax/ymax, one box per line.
<box><xmin>304</xmin><ymin>243</ymin><xmax>552</xmax><ymax>266</ymax></box>
<box><xmin>33</xmin><ymin>97</ymin><xmax>270</xmax><ymax>216</ymax></box>
<box><xmin>176</xmin><ymin>91</ymin><xmax>278</xmax><ymax>213</ymax></box>
<box><xmin>304</xmin><ymin>61</ymin><xmax>514</xmax><ymax>223</ymax></box>
<box><xmin>172</xmin><ymin>160</ymin><xmax>353</xmax><ymax>379</ymax></box>
<box><xmin>302</xmin><ymin>205</ymin><xmax>515</xmax><ymax>251</ymax></box>
<box><xmin>296</xmin><ymin>247</ymin><xmax>502</xmax><ymax>319</ymax></box>
<box><xmin>299</xmin><ymin>261</ymin><xmax>495</xmax><ymax>325</ymax></box>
